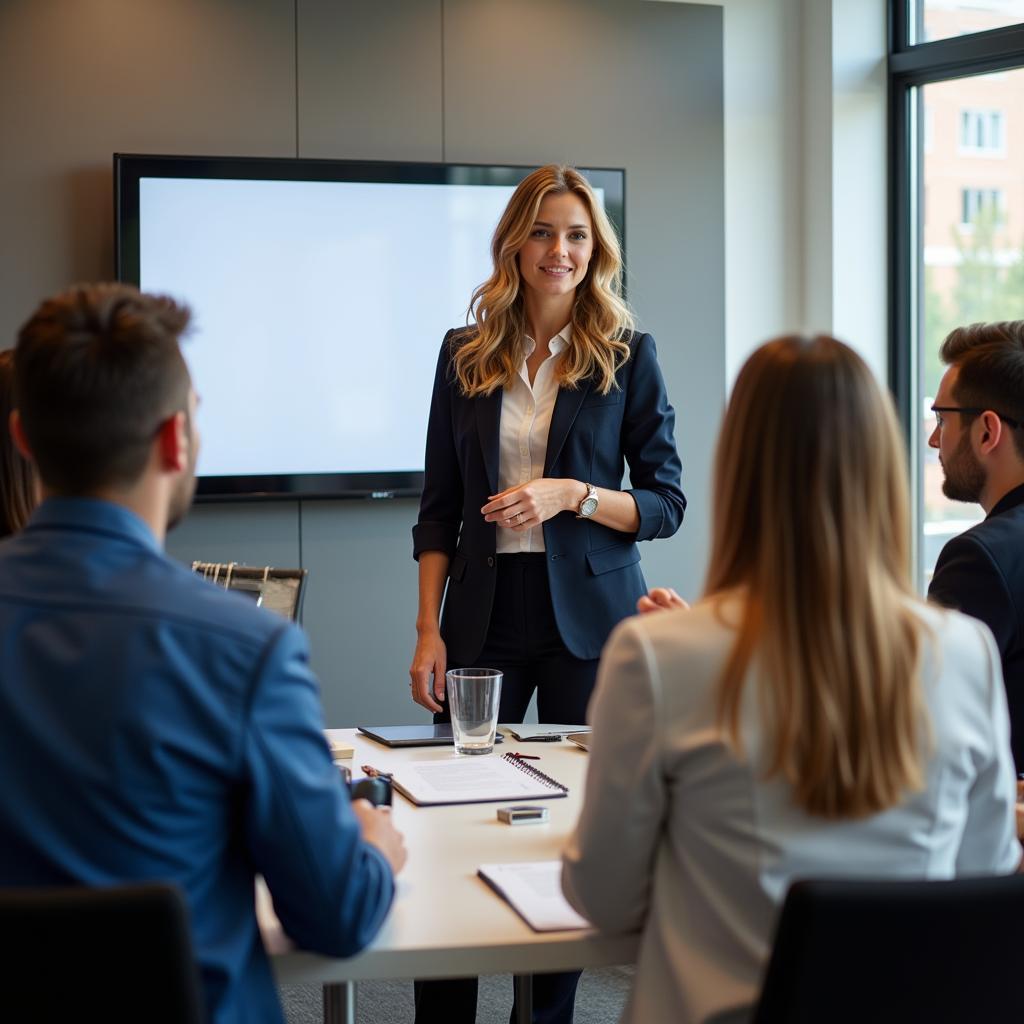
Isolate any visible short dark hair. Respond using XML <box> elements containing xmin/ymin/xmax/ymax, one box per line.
<box><xmin>0</xmin><ymin>349</ymin><xmax>37</xmax><ymax>537</ymax></box>
<box><xmin>15</xmin><ymin>283</ymin><xmax>192</xmax><ymax>494</ymax></box>
<box><xmin>940</xmin><ymin>320</ymin><xmax>1024</xmax><ymax>460</ymax></box>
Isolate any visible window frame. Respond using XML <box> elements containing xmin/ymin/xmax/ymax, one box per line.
<box><xmin>889</xmin><ymin>3</ymin><xmax>1024</xmax><ymax>586</ymax></box>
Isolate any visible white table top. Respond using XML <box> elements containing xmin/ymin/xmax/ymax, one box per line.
<box><xmin>264</xmin><ymin>727</ymin><xmax>639</xmax><ymax>985</ymax></box>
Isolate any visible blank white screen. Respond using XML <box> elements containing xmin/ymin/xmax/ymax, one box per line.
<box><xmin>139</xmin><ymin>177</ymin><xmax>516</xmax><ymax>477</ymax></box>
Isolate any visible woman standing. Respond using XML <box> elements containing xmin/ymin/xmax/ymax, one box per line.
<box><xmin>563</xmin><ymin>335</ymin><xmax>1020</xmax><ymax>1024</ymax></box>
<box><xmin>410</xmin><ymin>164</ymin><xmax>684</xmax><ymax>720</ymax></box>
<box><xmin>409</xmin><ymin>165</ymin><xmax>685</xmax><ymax>1023</ymax></box>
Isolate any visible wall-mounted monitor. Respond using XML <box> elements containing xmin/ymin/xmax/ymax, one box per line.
<box><xmin>114</xmin><ymin>154</ymin><xmax>625</xmax><ymax>502</ymax></box>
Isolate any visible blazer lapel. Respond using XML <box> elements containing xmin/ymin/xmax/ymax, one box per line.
<box><xmin>476</xmin><ymin>388</ymin><xmax>502</xmax><ymax>496</ymax></box>
<box><xmin>544</xmin><ymin>381</ymin><xmax>592</xmax><ymax>476</ymax></box>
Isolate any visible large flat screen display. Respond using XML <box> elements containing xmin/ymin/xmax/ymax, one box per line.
<box><xmin>115</xmin><ymin>155</ymin><xmax>624</xmax><ymax>501</ymax></box>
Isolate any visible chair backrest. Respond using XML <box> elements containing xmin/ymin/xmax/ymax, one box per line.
<box><xmin>192</xmin><ymin>561</ymin><xmax>308</xmax><ymax>621</ymax></box>
<box><xmin>0</xmin><ymin>881</ymin><xmax>205</xmax><ymax>1023</ymax></box>
<box><xmin>752</xmin><ymin>875</ymin><xmax>1024</xmax><ymax>1024</ymax></box>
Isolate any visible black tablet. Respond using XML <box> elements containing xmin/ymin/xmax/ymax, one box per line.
<box><xmin>357</xmin><ymin>724</ymin><xmax>505</xmax><ymax>748</ymax></box>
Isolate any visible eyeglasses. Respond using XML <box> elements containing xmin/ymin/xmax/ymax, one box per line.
<box><xmin>931</xmin><ymin>406</ymin><xmax>1021</xmax><ymax>430</ymax></box>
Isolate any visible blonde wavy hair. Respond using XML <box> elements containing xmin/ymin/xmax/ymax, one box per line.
<box><xmin>706</xmin><ymin>335</ymin><xmax>927</xmax><ymax>819</ymax></box>
<box><xmin>452</xmin><ymin>165</ymin><xmax>633</xmax><ymax>397</ymax></box>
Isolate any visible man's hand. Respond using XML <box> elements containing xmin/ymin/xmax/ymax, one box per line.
<box><xmin>353</xmin><ymin>800</ymin><xmax>407</xmax><ymax>875</ymax></box>
<box><xmin>409</xmin><ymin>629</ymin><xmax>446</xmax><ymax>713</ymax></box>
<box><xmin>481</xmin><ymin>478</ymin><xmax>583</xmax><ymax>531</ymax></box>
<box><xmin>636</xmin><ymin>587</ymin><xmax>689</xmax><ymax>615</ymax></box>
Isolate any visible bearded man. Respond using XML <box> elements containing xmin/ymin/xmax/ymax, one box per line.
<box><xmin>929</xmin><ymin>320</ymin><xmax>1024</xmax><ymax>769</ymax></box>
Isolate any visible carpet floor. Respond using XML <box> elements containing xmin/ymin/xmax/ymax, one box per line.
<box><xmin>282</xmin><ymin>965</ymin><xmax>633</xmax><ymax>1023</ymax></box>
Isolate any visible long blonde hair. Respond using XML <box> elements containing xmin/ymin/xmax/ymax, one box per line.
<box><xmin>452</xmin><ymin>165</ymin><xmax>633</xmax><ymax>397</ymax></box>
<box><xmin>706</xmin><ymin>336</ymin><xmax>926</xmax><ymax>819</ymax></box>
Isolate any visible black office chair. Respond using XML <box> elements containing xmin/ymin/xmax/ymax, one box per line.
<box><xmin>0</xmin><ymin>881</ymin><xmax>205</xmax><ymax>1022</ymax></box>
<box><xmin>710</xmin><ymin>875</ymin><xmax>1024</xmax><ymax>1024</ymax></box>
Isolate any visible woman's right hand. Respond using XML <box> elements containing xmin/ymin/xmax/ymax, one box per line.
<box><xmin>636</xmin><ymin>587</ymin><xmax>689</xmax><ymax>615</ymax></box>
<box><xmin>410</xmin><ymin>629</ymin><xmax>447</xmax><ymax>713</ymax></box>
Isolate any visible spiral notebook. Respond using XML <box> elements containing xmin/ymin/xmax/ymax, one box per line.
<box><xmin>389</xmin><ymin>752</ymin><xmax>569</xmax><ymax>807</ymax></box>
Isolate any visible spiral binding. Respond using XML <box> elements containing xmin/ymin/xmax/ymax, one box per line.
<box><xmin>501</xmin><ymin>752</ymin><xmax>569</xmax><ymax>793</ymax></box>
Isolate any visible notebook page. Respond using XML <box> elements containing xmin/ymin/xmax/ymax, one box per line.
<box><xmin>477</xmin><ymin>862</ymin><xmax>590</xmax><ymax>932</ymax></box>
<box><xmin>390</xmin><ymin>756</ymin><xmax>567</xmax><ymax>806</ymax></box>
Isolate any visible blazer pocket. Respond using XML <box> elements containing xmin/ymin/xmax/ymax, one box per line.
<box><xmin>448</xmin><ymin>552</ymin><xmax>467</xmax><ymax>582</ymax></box>
<box><xmin>585</xmin><ymin>544</ymin><xmax>641</xmax><ymax>576</ymax></box>
<box><xmin>580</xmin><ymin>392</ymin><xmax>624</xmax><ymax>409</ymax></box>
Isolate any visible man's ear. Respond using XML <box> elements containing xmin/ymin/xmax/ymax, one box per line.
<box><xmin>9</xmin><ymin>410</ymin><xmax>33</xmax><ymax>462</ymax></box>
<box><xmin>976</xmin><ymin>410</ymin><xmax>1004</xmax><ymax>456</ymax></box>
<box><xmin>156</xmin><ymin>411</ymin><xmax>188</xmax><ymax>472</ymax></box>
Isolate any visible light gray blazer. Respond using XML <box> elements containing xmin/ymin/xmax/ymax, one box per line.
<box><xmin>563</xmin><ymin>596</ymin><xmax>1020</xmax><ymax>1024</ymax></box>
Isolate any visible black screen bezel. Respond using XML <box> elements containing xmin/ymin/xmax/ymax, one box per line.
<box><xmin>114</xmin><ymin>154</ymin><xmax>626</xmax><ymax>502</ymax></box>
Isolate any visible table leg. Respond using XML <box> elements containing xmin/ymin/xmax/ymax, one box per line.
<box><xmin>513</xmin><ymin>973</ymin><xmax>533</xmax><ymax>1024</ymax></box>
<box><xmin>323</xmin><ymin>981</ymin><xmax>355</xmax><ymax>1024</ymax></box>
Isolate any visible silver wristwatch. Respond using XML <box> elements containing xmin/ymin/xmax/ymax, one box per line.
<box><xmin>576</xmin><ymin>483</ymin><xmax>599</xmax><ymax>519</ymax></box>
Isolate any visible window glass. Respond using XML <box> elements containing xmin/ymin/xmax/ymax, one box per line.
<box><xmin>918</xmin><ymin>67</ymin><xmax>1024</xmax><ymax>585</ymax></box>
<box><xmin>958</xmin><ymin>109</ymin><xmax>1005</xmax><ymax>152</ymax></box>
<box><xmin>917</xmin><ymin>1</ymin><xmax>1024</xmax><ymax>43</ymax></box>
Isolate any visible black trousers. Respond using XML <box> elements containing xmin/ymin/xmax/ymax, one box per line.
<box><xmin>417</xmin><ymin>553</ymin><xmax>599</xmax><ymax>1024</ymax></box>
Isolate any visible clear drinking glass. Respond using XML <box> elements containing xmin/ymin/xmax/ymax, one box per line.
<box><xmin>445</xmin><ymin>667</ymin><xmax>503</xmax><ymax>755</ymax></box>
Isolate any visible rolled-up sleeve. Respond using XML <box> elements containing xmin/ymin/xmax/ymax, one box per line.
<box><xmin>412</xmin><ymin>332</ymin><xmax>464</xmax><ymax>560</ymax></box>
<box><xmin>243</xmin><ymin>623</ymin><xmax>394</xmax><ymax>957</ymax></box>
<box><xmin>620</xmin><ymin>333</ymin><xmax>686</xmax><ymax>542</ymax></box>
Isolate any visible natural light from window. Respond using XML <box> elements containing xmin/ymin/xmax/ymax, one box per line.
<box><xmin>918</xmin><ymin>65</ymin><xmax>1024</xmax><ymax>583</ymax></box>
<box><xmin>918</xmin><ymin>0</ymin><xmax>1024</xmax><ymax>43</ymax></box>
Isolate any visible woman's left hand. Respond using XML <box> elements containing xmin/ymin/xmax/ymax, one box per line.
<box><xmin>481</xmin><ymin>478</ymin><xmax>582</xmax><ymax>531</ymax></box>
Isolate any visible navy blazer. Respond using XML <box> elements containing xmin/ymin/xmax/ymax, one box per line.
<box><xmin>0</xmin><ymin>499</ymin><xmax>394</xmax><ymax>1024</ymax></box>
<box><xmin>413</xmin><ymin>330</ymin><xmax>685</xmax><ymax>662</ymax></box>
<box><xmin>929</xmin><ymin>481</ymin><xmax>1024</xmax><ymax>769</ymax></box>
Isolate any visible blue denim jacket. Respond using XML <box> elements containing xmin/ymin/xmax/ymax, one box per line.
<box><xmin>0</xmin><ymin>498</ymin><xmax>393</xmax><ymax>1023</ymax></box>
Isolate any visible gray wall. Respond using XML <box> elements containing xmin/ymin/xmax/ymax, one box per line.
<box><xmin>0</xmin><ymin>0</ymin><xmax>724</xmax><ymax>727</ymax></box>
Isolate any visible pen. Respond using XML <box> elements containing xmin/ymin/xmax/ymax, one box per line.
<box><xmin>509</xmin><ymin>753</ymin><xmax>541</xmax><ymax>761</ymax></box>
<box><xmin>361</xmin><ymin>764</ymin><xmax>394</xmax><ymax>780</ymax></box>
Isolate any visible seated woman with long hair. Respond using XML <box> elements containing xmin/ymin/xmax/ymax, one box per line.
<box><xmin>0</xmin><ymin>349</ymin><xmax>37</xmax><ymax>538</ymax></box>
<box><xmin>562</xmin><ymin>335</ymin><xmax>1020</xmax><ymax>1024</ymax></box>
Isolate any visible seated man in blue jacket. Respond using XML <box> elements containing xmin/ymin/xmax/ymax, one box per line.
<box><xmin>0</xmin><ymin>283</ymin><xmax>405</xmax><ymax>1024</ymax></box>
<box><xmin>928</xmin><ymin>320</ymin><xmax>1024</xmax><ymax>769</ymax></box>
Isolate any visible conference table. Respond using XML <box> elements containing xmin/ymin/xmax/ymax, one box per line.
<box><xmin>259</xmin><ymin>727</ymin><xmax>639</xmax><ymax>1024</ymax></box>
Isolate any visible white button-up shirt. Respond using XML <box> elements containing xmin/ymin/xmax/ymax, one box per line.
<box><xmin>495</xmin><ymin>326</ymin><xmax>570</xmax><ymax>554</ymax></box>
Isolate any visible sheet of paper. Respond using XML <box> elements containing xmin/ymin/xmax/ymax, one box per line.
<box><xmin>390</xmin><ymin>756</ymin><xmax>567</xmax><ymax>806</ymax></box>
<box><xmin>478</xmin><ymin>861</ymin><xmax>590</xmax><ymax>932</ymax></box>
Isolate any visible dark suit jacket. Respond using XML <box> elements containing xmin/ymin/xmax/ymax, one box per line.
<box><xmin>413</xmin><ymin>330</ymin><xmax>685</xmax><ymax>663</ymax></box>
<box><xmin>0</xmin><ymin>499</ymin><xmax>394</xmax><ymax>1024</ymax></box>
<box><xmin>929</xmin><ymin>482</ymin><xmax>1024</xmax><ymax>768</ymax></box>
